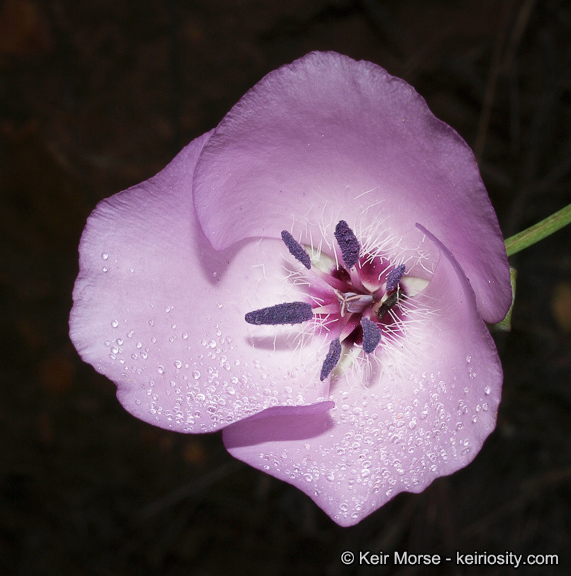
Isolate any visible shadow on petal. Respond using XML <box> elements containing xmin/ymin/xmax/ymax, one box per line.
<box><xmin>223</xmin><ymin>401</ymin><xmax>335</xmax><ymax>448</ymax></box>
<box><xmin>245</xmin><ymin>334</ymin><xmax>301</xmax><ymax>351</ymax></box>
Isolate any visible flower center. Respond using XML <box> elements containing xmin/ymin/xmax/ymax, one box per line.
<box><xmin>245</xmin><ymin>221</ymin><xmax>415</xmax><ymax>381</ymax></box>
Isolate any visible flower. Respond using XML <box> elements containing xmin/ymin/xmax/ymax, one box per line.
<box><xmin>70</xmin><ymin>51</ymin><xmax>511</xmax><ymax>526</ymax></box>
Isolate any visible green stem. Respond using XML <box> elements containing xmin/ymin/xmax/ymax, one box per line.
<box><xmin>504</xmin><ymin>203</ymin><xmax>571</xmax><ymax>257</ymax></box>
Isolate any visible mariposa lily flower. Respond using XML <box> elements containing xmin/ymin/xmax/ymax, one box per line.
<box><xmin>70</xmin><ymin>51</ymin><xmax>511</xmax><ymax>526</ymax></box>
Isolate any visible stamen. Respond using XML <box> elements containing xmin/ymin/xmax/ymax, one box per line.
<box><xmin>360</xmin><ymin>318</ymin><xmax>382</xmax><ymax>353</ymax></box>
<box><xmin>245</xmin><ymin>302</ymin><xmax>313</xmax><ymax>325</ymax></box>
<box><xmin>281</xmin><ymin>230</ymin><xmax>311</xmax><ymax>270</ymax></box>
<box><xmin>320</xmin><ymin>338</ymin><xmax>342</xmax><ymax>381</ymax></box>
<box><xmin>334</xmin><ymin>220</ymin><xmax>360</xmax><ymax>269</ymax></box>
<box><xmin>386</xmin><ymin>264</ymin><xmax>406</xmax><ymax>292</ymax></box>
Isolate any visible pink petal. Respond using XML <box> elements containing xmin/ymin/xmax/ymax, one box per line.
<box><xmin>70</xmin><ymin>133</ymin><xmax>329</xmax><ymax>433</ymax></box>
<box><xmin>193</xmin><ymin>51</ymin><xmax>510</xmax><ymax>323</ymax></box>
<box><xmin>223</xmin><ymin>227</ymin><xmax>502</xmax><ymax>526</ymax></box>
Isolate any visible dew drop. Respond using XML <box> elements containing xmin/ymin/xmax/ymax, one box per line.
<box><xmin>484</xmin><ymin>386</ymin><xmax>491</xmax><ymax>395</ymax></box>
<box><xmin>101</xmin><ymin>253</ymin><xmax>109</xmax><ymax>260</ymax></box>
<box><xmin>192</xmin><ymin>370</ymin><xmax>201</xmax><ymax>380</ymax></box>
<box><xmin>111</xmin><ymin>320</ymin><xmax>119</xmax><ymax>328</ymax></box>
<box><xmin>157</xmin><ymin>365</ymin><xmax>165</xmax><ymax>374</ymax></box>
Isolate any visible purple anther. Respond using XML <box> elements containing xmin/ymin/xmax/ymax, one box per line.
<box><xmin>360</xmin><ymin>318</ymin><xmax>382</xmax><ymax>354</ymax></box>
<box><xmin>386</xmin><ymin>264</ymin><xmax>406</xmax><ymax>292</ymax></box>
<box><xmin>281</xmin><ymin>230</ymin><xmax>311</xmax><ymax>269</ymax></box>
<box><xmin>320</xmin><ymin>338</ymin><xmax>342</xmax><ymax>381</ymax></box>
<box><xmin>245</xmin><ymin>302</ymin><xmax>313</xmax><ymax>325</ymax></box>
<box><xmin>334</xmin><ymin>220</ymin><xmax>360</xmax><ymax>269</ymax></box>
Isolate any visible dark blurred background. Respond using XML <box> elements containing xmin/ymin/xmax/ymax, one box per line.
<box><xmin>1</xmin><ymin>0</ymin><xmax>569</xmax><ymax>574</ymax></box>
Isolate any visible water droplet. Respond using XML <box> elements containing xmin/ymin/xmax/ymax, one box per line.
<box><xmin>304</xmin><ymin>473</ymin><xmax>313</xmax><ymax>482</ymax></box>
<box><xmin>111</xmin><ymin>320</ymin><xmax>119</xmax><ymax>328</ymax></box>
<box><xmin>174</xmin><ymin>360</ymin><xmax>182</xmax><ymax>369</ymax></box>
<box><xmin>192</xmin><ymin>370</ymin><xmax>200</xmax><ymax>380</ymax></box>
<box><xmin>101</xmin><ymin>253</ymin><xmax>109</xmax><ymax>260</ymax></box>
<box><xmin>466</xmin><ymin>355</ymin><xmax>471</xmax><ymax>363</ymax></box>
<box><xmin>484</xmin><ymin>386</ymin><xmax>491</xmax><ymax>395</ymax></box>
<box><xmin>157</xmin><ymin>365</ymin><xmax>165</xmax><ymax>374</ymax></box>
